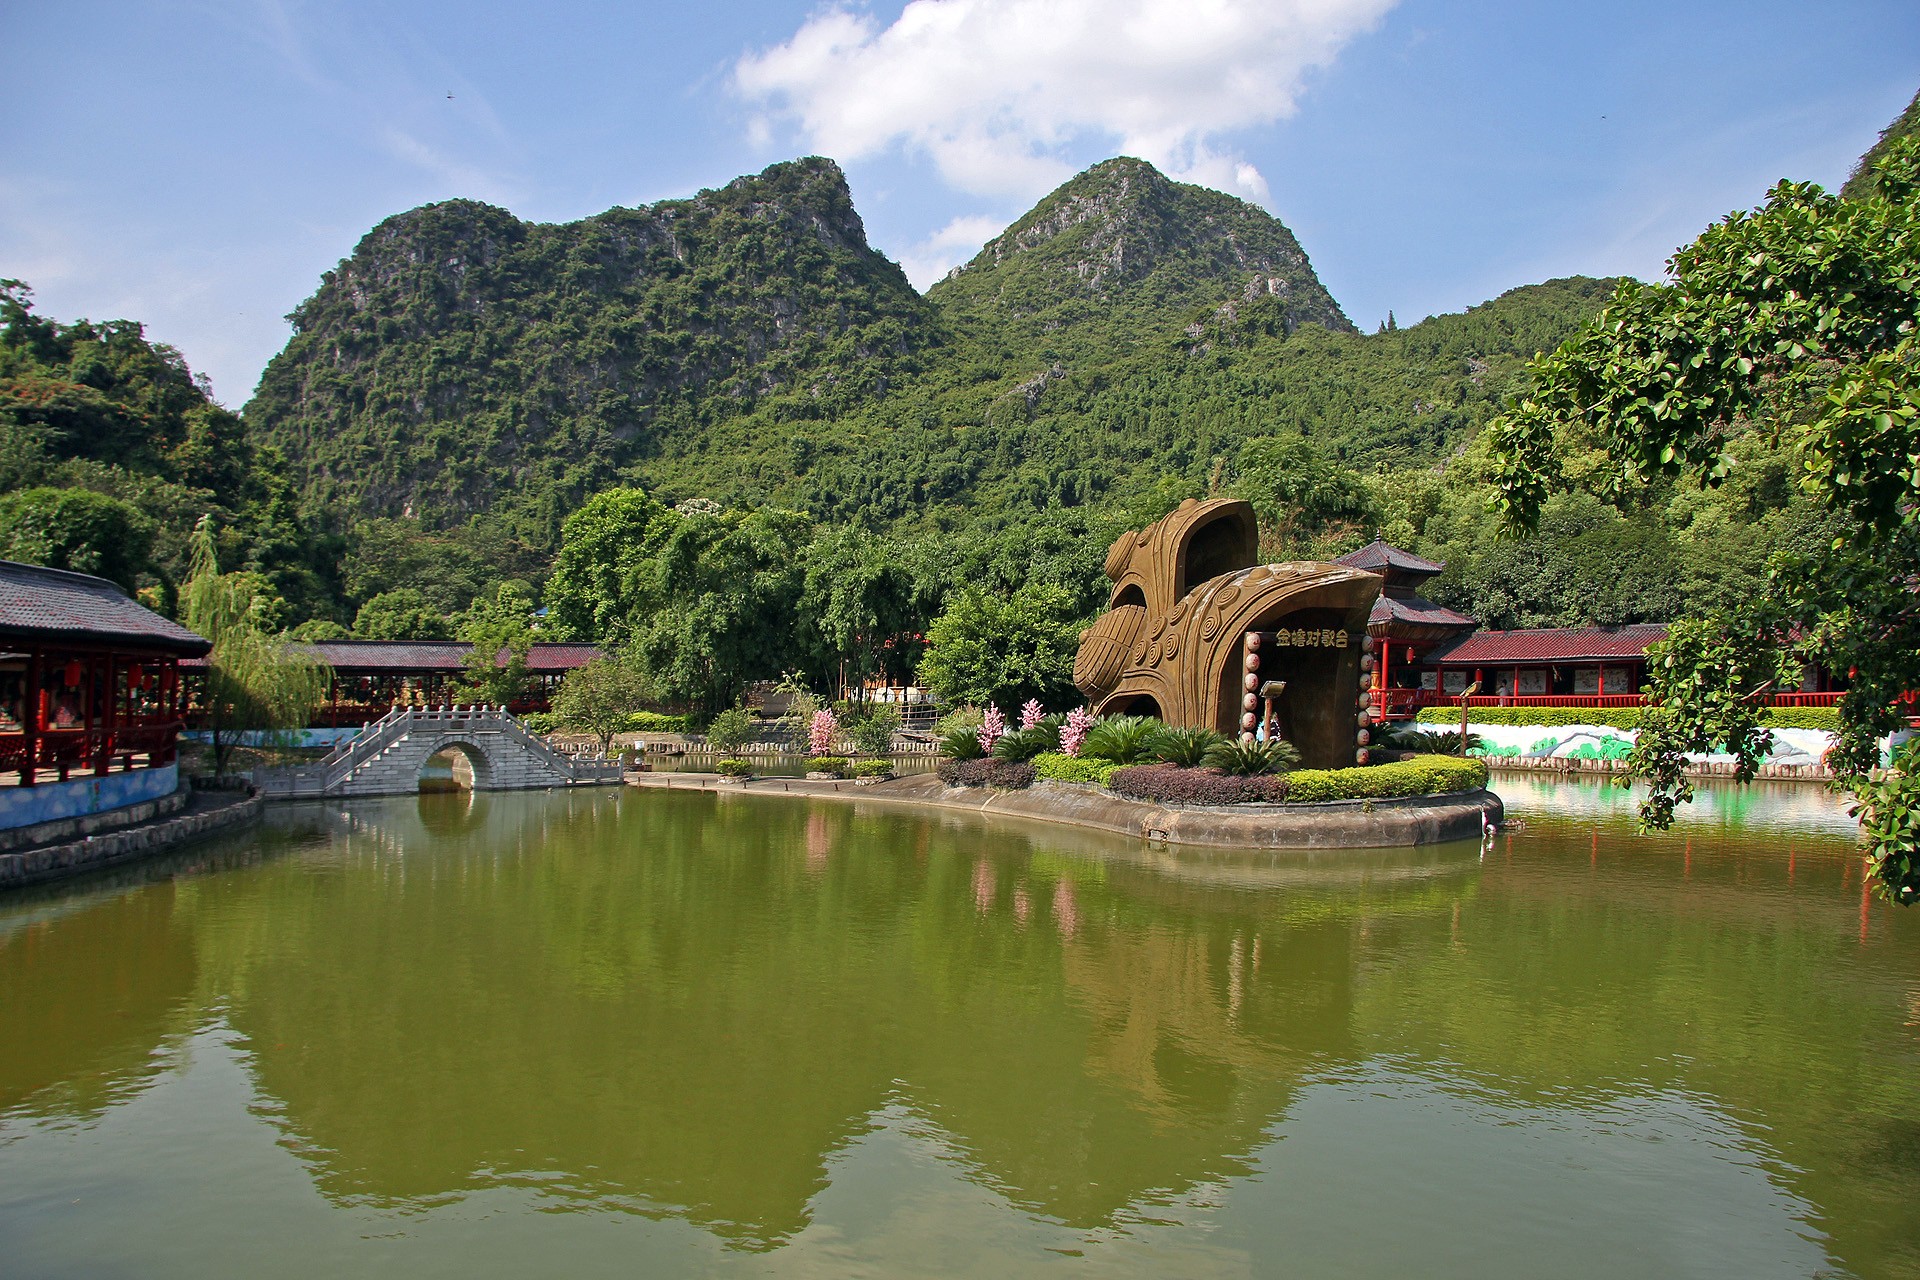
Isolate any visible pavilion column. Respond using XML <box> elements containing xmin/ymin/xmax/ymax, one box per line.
<box><xmin>22</xmin><ymin>645</ymin><xmax>41</xmax><ymax>786</ymax></box>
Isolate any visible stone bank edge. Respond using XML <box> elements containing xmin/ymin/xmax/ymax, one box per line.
<box><xmin>630</xmin><ymin>771</ymin><xmax>1501</xmax><ymax>851</ymax></box>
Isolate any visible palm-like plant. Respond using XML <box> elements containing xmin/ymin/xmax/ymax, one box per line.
<box><xmin>1152</xmin><ymin>725</ymin><xmax>1230</xmax><ymax>767</ymax></box>
<box><xmin>1204</xmin><ymin>737</ymin><xmax>1303</xmax><ymax>775</ymax></box>
<box><xmin>991</xmin><ymin>722</ymin><xmax>1060</xmax><ymax>762</ymax></box>
<box><xmin>1079</xmin><ymin>715</ymin><xmax>1162</xmax><ymax>766</ymax></box>
<box><xmin>1390</xmin><ymin>727</ymin><xmax>1482</xmax><ymax>754</ymax></box>
<box><xmin>940</xmin><ymin>726</ymin><xmax>987</xmax><ymax>760</ymax></box>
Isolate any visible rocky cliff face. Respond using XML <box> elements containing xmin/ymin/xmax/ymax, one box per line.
<box><xmin>246</xmin><ymin>157</ymin><xmax>936</xmax><ymax>535</ymax></box>
<box><xmin>930</xmin><ymin>157</ymin><xmax>1354</xmax><ymax>354</ymax></box>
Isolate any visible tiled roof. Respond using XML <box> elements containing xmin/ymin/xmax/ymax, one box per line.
<box><xmin>293</xmin><ymin>640</ymin><xmax>604</xmax><ymax>672</ymax></box>
<box><xmin>1424</xmin><ymin>623</ymin><xmax>1668</xmax><ymax>666</ymax></box>
<box><xmin>1336</xmin><ymin>541</ymin><xmax>1445</xmax><ymax>577</ymax></box>
<box><xmin>1368</xmin><ymin>594</ymin><xmax>1476</xmax><ymax>631</ymax></box>
<box><xmin>0</xmin><ymin>559</ymin><xmax>210</xmax><ymax>654</ymax></box>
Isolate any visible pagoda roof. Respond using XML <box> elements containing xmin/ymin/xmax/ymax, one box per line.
<box><xmin>1368</xmin><ymin>594</ymin><xmax>1476</xmax><ymax>634</ymax></box>
<box><xmin>1336</xmin><ymin>541</ymin><xmax>1445</xmax><ymax>578</ymax></box>
<box><xmin>1424</xmin><ymin>624</ymin><xmax>1668</xmax><ymax>666</ymax></box>
<box><xmin>0</xmin><ymin>559</ymin><xmax>210</xmax><ymax>655</ymax></box>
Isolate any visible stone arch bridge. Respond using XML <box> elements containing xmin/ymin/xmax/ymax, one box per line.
<box><xmin>254</xmin><ymin>706</ymin><xmax>623</xmax><ymax>799</ymax></box>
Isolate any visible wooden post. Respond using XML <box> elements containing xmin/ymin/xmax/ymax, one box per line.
<box><xmin>1458</xmin><ymin>681</ymin><xmax>1481</xmax><ymax>756</ymax></box>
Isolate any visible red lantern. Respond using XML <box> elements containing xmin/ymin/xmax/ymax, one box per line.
<box><xmin>128</xmin><ymin>664</ymin><xmax>146</xmax><ymax>689</ymax></box>
<box><xmin>63</xmin><ymin>659</ymin><xmax>83</xmax><ymax>688</ymax></box>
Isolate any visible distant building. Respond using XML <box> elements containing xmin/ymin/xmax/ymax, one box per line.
<box><xmin>0</xmin><ymin>560</ymin><xmax>208</xmax><ymax>832</ymax></box>
<box><xmin>285</xmin><ymin>640</ymin><xmax>603</xmax><ymax>725</ymax></box>
<box><xmin>1334</xmin><ymin>541</ymin><xmax>1476</xmax><ymax>720</ymax></box>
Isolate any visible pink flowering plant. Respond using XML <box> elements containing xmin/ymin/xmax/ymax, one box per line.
<box><xmin>1059</xmin><ymin>707</ymin><xmax>1096</xmax><ymax>757</ymax></box>
<box><xmin>977</xmin><ymin>705</ymin><xmax>1008</xmax><ymax>752</ymax></box>
<box><xmin>809</xmin><ymin>708</ymin><xmax>839</xmax><ymax>756</ymax></box>
<box><xmin>1019</xmin><ymin>699</ymin><xmax>1045</xmax><ymax>731</ymax></box>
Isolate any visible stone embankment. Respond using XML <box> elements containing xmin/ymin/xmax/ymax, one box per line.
<box><xmin>1484</xmin><ymin>757</ymin><xmax>1832</xmax><ymax>782</ymax></box>
<box><xmin>0</xmin><ymin>784</ymin><xmax>263</xmax><ymax>890</ymax></box>
<box><xmin>626</xmin><ymin>770</ymin><xmax>1499</xmax><ymax>850</ymax></box>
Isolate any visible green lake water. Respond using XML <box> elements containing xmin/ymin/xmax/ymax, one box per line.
<box><xmin>2</xmin><ymin>777</ymin><xmax>1917</xmax><ymax>1278</ymax></box>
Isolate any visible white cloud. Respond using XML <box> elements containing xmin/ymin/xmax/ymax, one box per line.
<box><xmin>735</xmin><ymin>0</ymin><xmax>1395</xmax><ymax>204</ymax></box>
<box><xmin>896</xmin><ymin>213</ymin><xmax>1008</xmax><ymax>288</ymax></box>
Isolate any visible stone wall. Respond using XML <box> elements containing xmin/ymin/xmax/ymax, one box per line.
<box><xmin>0</xmin><ymin>764</ymin><xmax>179</xmax><ymax>835</ymax></box>
<box><xmin>0</xmin><ymin>787</ymin><xmax>263</xmax><ymax>891</ymax></box>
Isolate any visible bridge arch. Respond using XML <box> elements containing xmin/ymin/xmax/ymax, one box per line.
<box><xmin>419</xmin><ymin>739</ymin><xmax>496</xmax><ymax>791</ymax></box>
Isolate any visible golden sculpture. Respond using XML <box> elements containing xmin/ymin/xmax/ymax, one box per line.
<box><xmin>1072</xmin><ymin>498</ymin><xmax>1383</xmax><ymax>770</ymax></box>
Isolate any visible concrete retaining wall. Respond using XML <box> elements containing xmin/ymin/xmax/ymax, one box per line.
<box><xmin>628</xmin><ymin>771</ymin><xmax>1500</xmax><ymax>850</ymax></box>
<box><xmin>0</xmin><ymin>764</ymin><xmax>179</xmax><ymax>835</ymax></box>
<box><xmin>0</xmin><ymin>786</ymin><xmax>263</xmax><ymax>891</ymax></box>
<box><xmin>0</xmin><ymin>781</ymin><xmax>188</xmax><ymax>854</ymax></box>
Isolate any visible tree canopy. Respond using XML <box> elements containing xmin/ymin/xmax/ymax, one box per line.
<box><xmin>1487</xmin><ymin>135</ymin><xmax>1920</xmax><ymax>902</ymax></box>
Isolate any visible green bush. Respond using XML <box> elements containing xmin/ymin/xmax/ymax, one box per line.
<box><xmin>1033</xmin><ymin>752</ymin><xmax>1123</xmax><ymax>786</ymax></box>
<box><xmin>1759</xmin><ymin>706</ymin><xmax>1841</xmax><ymax>732</ymax></box>
<box><xmin>851</xmin><ymin>759</ymin><xmax>895</xmax><ymax>779</ymax></box>
<box><xmin>847</xmin><ymin>704</ymin><xmax>901</xmax><ymax>755</ymax></box>
<box><xmin>991</xmin><ymin>723</ymin><xmax>1060</xmax><ymax>762</ymax></box>
<box><xmin>1081</xmin><ymin>715</ymin><xmax>1161</xmax><ymax>766</ymax></box>
<box><xmin>1414</xmin><ymin>704</ymin><xmax>1839</xmax><ymax>733</ymax></box>
<box><xmin>1203</xmin><ymin>737</ymin><xmax>1302</xmax><ymax>775</ymax></box>
<box><xmin>716</xmin><ymin>758</ymin><xmax>753</xmax><ymax>777</ymax></box>
<box><xmin>627</xmin><ymin>711</ymin><xmax>689</xmax><ymax>734</ymax></box>
<box><xmin>520</xmin><ymin>711</ymin><xmax>558</xmax><ymax>734</ymax></box>
<box><xmin>706</xmin><ymin>707</ymin><xmax>756</xmax><ymax>753</ymax></box>
<box><xmin>939</xmin><ymin>727</ymin><xmax>986</xmax><ymax>760</ymax></box>
<box><xmin>1416</xmin><ymin>706</ymin><xmax>1647</xmax><ymax>729</ymax></box>
<box><xmin>1151</xmin><ymin>726</ymin><xmax>1230</xmax><ymax>767</ymax></box>
<box><xmin>933</xmin><ymin>706</ymin><xmax>984</xmax><ymax>739</ymax></box>
<box><xmin>806</xmin><ymin>756</ymin><xmax>850</xmax><ymax>777</ymax></box>
<box><xmin>1283</xmin><ymin>754</ymin><xmax>1490</xmax><ymax>803</ymax></box>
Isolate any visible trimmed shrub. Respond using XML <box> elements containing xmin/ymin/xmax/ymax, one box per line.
<box><xmin>806</xmin><ymin>756</ymin><xmax>850</xmax><ymax>777</ymax></box>
<box><xmin>1033</xmin><ymin>752</ymin><xmax>1123</xmax><ymax>786</ymax></box>
<box><xmin>1108</xmin><ymin>764</ymin><xmax>1289</xmax><ymax>805</ymax></box>
<box><xmin>1417</xmin><ymin>706</ymin><xmax>1646</xmax><ymax>729</ymax></box>
<box><xmin>1415</xmin><ymin>704</ymin><xmax>1839</xmax><ymax>733</ymax></box>
<box><xmin>716</xmin><ymin>758</ymin><xmax>753</xmax><ymax>777</ymax></box>
<box><xmin>627</xmin><ymin>711</ymin><xmax>689</xmax><ymax>734</ymax></box>
<box><xmin>1284</xmin><ymin>754</ymin><xmax>1490</xmax><ymax>803</ymax></box>
<box><xmin>1203</xmin><ymin>737</ymin><xmax>1302</xmax><ymax>775</ymax></box>
<box><xmin>1758</xmin><ymin>706</ymin><xmax>1841</xmax><ymax>732</ymax></box>
<box><xmin>1081</xmin><ymin>715</ymin><xmax>1161</xmax><ymax>766</ymax></box>
<box><xmin>851</xmin><ymin>759</ymin><xmax>895</xmax><ymax>779</ymax></box>
<box><xmin>992</xmin><ymin>723</ymin><xmax>1060</xmax><ymax>762</ymax></box>
<box><xmin>937</xmin><ymin>759</ymin><xmax>1036</xmax><ymax>789</ymax></box>
<box><xmin>1152</xmin><ymin>725</ymin><xmax>1230</xmax><ymax>767</ymax></box>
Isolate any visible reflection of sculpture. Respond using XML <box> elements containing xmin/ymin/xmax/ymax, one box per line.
<box><xmin>1073</xmin><ymin>498</ymin><xmax>1382</xmax><ymax>769</ymax></box>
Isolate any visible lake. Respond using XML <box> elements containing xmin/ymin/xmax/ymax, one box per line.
<box><xmin>2</xmin><ymin>776</ymin><xmax>1916</xmax><ymax>1278</ymax></box>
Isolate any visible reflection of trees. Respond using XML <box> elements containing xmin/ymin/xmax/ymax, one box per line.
<box><xmin>1350</xmin><ymin>833</ymin><xmax>1920</xmax><ymax>1278</ymax></box>
<box><xmin>191</xmin><ymin>791</ymin><xmax>1476</xmax><ymax>1244</ymax></box>
<box><xmin>0</xmin><ymin>884</ymin><xmax>197</xmax><ymax>1119</ymax></box>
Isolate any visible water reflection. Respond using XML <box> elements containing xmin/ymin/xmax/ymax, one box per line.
<box><xmin>0</xmin><ymin>783</ymin><xmax>1915</xmax><ymax>1278</ymax></box>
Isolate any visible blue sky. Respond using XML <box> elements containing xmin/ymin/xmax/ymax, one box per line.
<box><xmin>3</xmin><ymin>0</ymin><xmax>1916</xmax><ymax>404</ymax></box>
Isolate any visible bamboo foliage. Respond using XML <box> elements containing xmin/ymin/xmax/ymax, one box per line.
<box><xmin>181</xmin><ymin>516</ymin><xmax>330</xmax><ymax>775</ymax></box>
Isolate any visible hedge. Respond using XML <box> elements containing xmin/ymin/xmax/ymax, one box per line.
<box><xmin>1107</xmin><ymin>764</ymin><xmax>1288</xmax><ymax>805</ymax></box>
<box><xmin>806</xmin><ymin>756</ymin><xmax>850</xmax><ymax>776</ymax></box>
<box><xmin>1033</xmin><ymin>753</ymin><xmax>1123</xmax><ymax>786</ymax></box>
<box><xmin>716</xmin><ymin>758</ymin><xmax>752</xmax><ymax>777</ymax></box>
<box><xmin>938</xmin><ymin>759</ymin><xmax>1035</xmax><ymax>789</ymax></box>
<box><xmin>628</xmin><ymin>711</ymin><xmax>690</xmax><ymax>734</ymax></box>
<box><xmin>1415</xmin><ymin>705</ymin><xmax>1839</xmax><ymax>732</ymax></box>
<box><xmin>850</xmin><ymin>759</ymin><xmax>895</xmax><ymax>779</ymax></box>
<box><xmin>1283</xmin><ymin>755</ymin><xmax>1489</xmax><ymax>803</ymax></box>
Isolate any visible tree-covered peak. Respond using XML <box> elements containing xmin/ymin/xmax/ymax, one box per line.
<box><xmin>930</xmin><ymin>154</ymin><xmax>1352</xmax><ymax>361</ymax></box>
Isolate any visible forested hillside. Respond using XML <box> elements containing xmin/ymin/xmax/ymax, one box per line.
<box><xmin>17</xmin><ymin>79</ymin><xmax>1913</xmax><ymax>680</ymax></box>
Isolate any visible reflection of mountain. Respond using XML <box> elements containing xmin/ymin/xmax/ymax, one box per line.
<box><xmin>5</xmin><ymin>787</ymin><xmax>1916</xmax><ymax>1275</ymax></box>
<box><xmin>198</xmin><ymin>792</ymin><xmax>1471</xmax><ymax>1244</ymax></box>
<box><xmin>0</xmin><ymin>884</ymin><xmax>197</xmax><ymax>1118</ymax></box>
